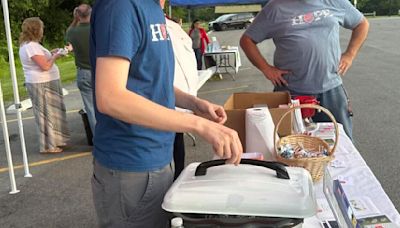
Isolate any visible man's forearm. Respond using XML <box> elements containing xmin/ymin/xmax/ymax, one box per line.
<box><xmin>240</xmin><ymin>34</ymin><xmax>271</xmax><ymax>73</ymax></box>
<box><xmin>174</xmin><ymin>87</ymin><xmax>198</xmax><ymax>111</ymax></box>
<box><xmin>96</xmin><ymin>57</ymin><xmax>206</xmax><ymax>135</ymax></box>
<box><xmin>101</xmin><ymin>88</ymin><xmax>201</xmax><ymax>132</ymax></box>
<box><xmin>344</xmin><ymin>17</ymin><xmax>369</xmax><ymax>58</ymax></box>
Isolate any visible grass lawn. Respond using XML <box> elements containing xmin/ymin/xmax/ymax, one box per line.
<box><xmin>0</xmin><ymin>55</ymin><xmax>77</xmax><ymax>104</ymax></box>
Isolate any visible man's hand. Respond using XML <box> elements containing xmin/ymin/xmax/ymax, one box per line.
<box><xmin>338</xmin><ymin>52</ymin><xmax>354</xmax><ymax>76</ymax></box>
<box><xmin>261</xmin><ymin>66</ymin><xmax>290</xmax><ymax>87</ymax></box>
<box><xmin>192</xmin><ymin>98</ymin><xmax>242</xmax><ymax>165</ymax></box>
<box><xmin>173</xmin><ymin>89</ymin><xmax>241</xmax><ymax>164</ymax></box>
<box><xmin>339</xmin><ymin>17</ymin><xmax>369</xmax><ymax>76</ymax></box>
<box><xmin>193</xmin><ymin>98</ymin><xmax>227</xmax><ymax>124</ymax></box>
<box><xmin>196</xmin><ymin>118</ymin><xmax>243</xmax><ymax>165</ymax></box>
<box><xmin>240</xmin><ymin>35</ymin><xmax>290</xmax><ymax>87</ymax></box>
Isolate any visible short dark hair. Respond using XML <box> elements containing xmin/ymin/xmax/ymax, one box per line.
<box><xmin>191</xmin><ymin>19</ymin><xmax>200</xmax><ymax>29</ymax></box>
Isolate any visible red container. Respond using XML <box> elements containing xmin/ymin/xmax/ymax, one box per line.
<box><xmin>294</xmin><ymin>96</ymin><xmax>319</xmax><ymax>118</ymax></box>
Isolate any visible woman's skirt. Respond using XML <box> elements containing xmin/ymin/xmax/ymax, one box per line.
<box><xmin>26</xmin><ymin>79</ymin><xmax>70</xmax><ymax>152</ymax></box>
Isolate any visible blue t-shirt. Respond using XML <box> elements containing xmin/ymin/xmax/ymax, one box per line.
<box><xmin>245</xmin><ymin>0</ymin><xmax>363</xmax><ymax>94</ymax></box>
<box><xmin>90</xmin><ymin>0</ymin><xmax>175</xmax><ymax>172</ymax></box>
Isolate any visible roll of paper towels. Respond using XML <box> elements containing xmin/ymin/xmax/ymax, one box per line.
<box><xmin>245</xmin><ymin>107</ymin><xmax>278</xmax><ymax>161</ymax></box>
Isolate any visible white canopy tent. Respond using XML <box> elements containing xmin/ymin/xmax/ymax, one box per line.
<box><xmin>1</xmin><ymin>0</ymin><xmax>32</xmax><ymax>194</ymax></box>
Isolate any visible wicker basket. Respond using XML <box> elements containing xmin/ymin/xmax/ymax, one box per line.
<box><xmin>274</xmin><ymin>104</ymin><xmax>339</xmax><ymax>182</ymax></box>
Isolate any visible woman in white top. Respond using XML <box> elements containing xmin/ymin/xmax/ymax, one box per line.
<box><xmin>19</xmin><ymin>17</ymin><xmax>70</xmax><ymax>153</ymax></box>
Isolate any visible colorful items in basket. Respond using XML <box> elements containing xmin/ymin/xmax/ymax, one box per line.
<box><xmin>279</xmin><ymin>143</ymin><xmax>329</xmax><ymax>159</ymax></box>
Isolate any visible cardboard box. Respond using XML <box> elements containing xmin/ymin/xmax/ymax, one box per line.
<box><xmin>223</xmin><ymin>92</ymin><xmax>292</xmax><ymax>149</ymax></box>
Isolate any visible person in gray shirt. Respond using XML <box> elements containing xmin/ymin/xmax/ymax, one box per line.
<box><xmin>240</xmin><ymin>0</ymin><xmax>369</xmax><ymax>138</ymax></box>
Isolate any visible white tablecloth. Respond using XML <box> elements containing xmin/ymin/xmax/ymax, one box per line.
<box><xmin>197</xmin><ymin>66</ymin><xmax>216</xmax><ymax>91</ymax></box>
<box><xmin>204</xmin><ymin>46</ymin><xmax>242</xmax><ymax>73</ymax></box>
<box><xmin>304</xmin><ymin>124</ymin><xmax>400</xmax><ymax>227</ymax></box>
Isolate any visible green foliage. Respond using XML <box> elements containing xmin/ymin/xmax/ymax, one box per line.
<box><xmin>169</xmin><ymin>7</ymin><xmax>217</xmax><ymax>23</ymax></box>
<box><xmin>171</xmin><ymin>7</ymin><xmax>188</xmax><ymax>21</ymax></box>
<box><xmin>358</xmin><ymin>0</ymin><xmax>400</xmax><ymax>15</ymax></box>
<box><xmin>1</xmin><ymin>0</ymin><xmax>95</xmax><ymax>47</ymax></box>
<box><xmin>192</xmin><ymin>7</ymin><xmax>216</xmax><ymax>22</ymax></box>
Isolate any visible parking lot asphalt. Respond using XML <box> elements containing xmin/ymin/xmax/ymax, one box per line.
<box><xmin>0</xmin><ymin>17</ymin><xmax>399</xmax><ymax>227</ymax></box>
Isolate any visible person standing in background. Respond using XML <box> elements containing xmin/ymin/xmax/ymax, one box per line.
<box><xmin>66</xmin><ymin>4</ymin><xmax>96</xmax><ymax>135</ymax></box>
<box><xmin>19</xmin><ymin>17</ymin><xmax>70</xmax><ymax>153</ymax></box>
<box><xmin>240</xmin><ymin>0</ymin><xmax>369</xmax><ymax>138</ymax></box>
<box><xmin>189</xmin><ymin>19</ymin><xmax>210</xmax><ymax>70</ymax></box>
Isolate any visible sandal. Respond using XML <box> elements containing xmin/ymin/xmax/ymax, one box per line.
<box><xmin>40</xmin><ymin>147</ymin><xmax>63</xmax><ymax>154</ymax></box>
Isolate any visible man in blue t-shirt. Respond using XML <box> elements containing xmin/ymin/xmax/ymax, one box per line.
<box><xmin>240</xmin><ymin>0</ymin><xmax>369</xmax><ymax>138</ymax></box>
<box><xmin>90</xmin><ymin>0</ymin><xmax>242</xmax><ymax>227</ymax></box>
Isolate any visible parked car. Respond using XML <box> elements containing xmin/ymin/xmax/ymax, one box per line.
<box><xmin>209</xmin><ymin>13</ymin><xmax>255</xmax><ymax>31</ymax></box>
<box><xmin>208</xmin><ymin>14</ymin><xmax>235</xmax><ymax>31</ymax></box>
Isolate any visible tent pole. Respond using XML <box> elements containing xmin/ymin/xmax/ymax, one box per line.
<box><xmin>188</xmin><ymin>7</ymin><xmax>191</xmax><ymax>23</ymax></box>
<box><xmin>1</xmin><ymin>0</ymin><xmax>32</xmax><ymax>178</ymax></box>
<box><xmin>169</xmin><ymin>5</ymin><xmax>172</xmax><ymax>18</ymax></box>
<box><xmin>0</xmin><ymin>83</ymin><xmax>20</xmax><ymax>194</ymax></box>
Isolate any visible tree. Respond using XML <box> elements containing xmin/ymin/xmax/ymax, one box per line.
<box><xmin>358</xmin><ymin>0</ymin><xmax>400</xmax><ymax>15</ymax></box>
<box><xmin>0</xmin><ymin>0</ymin><xmax>94</xmax><ymax>46</ymax></box>
<box><xmin>192</xmin><ymin>7</ymin><xmax>216</xmax><ymax>22</ymax></box>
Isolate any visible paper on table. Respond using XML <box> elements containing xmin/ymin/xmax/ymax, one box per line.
<box><xmin>350</xmin><ymin>197</ymin><xmax>381</xmax><ymax>219</ymax></box>
<box><xmin>291</xmin><ymin>99</ymin><xmax>306</xmax><ymax>133</ymax></box>
<box><xmin>245</xmin><ymin>107</ymin><xmax>278</xmax><ymax>161</ymax></box>
<box><xmin>317</xmin><ymin>197</ymin><xmax>381</xmax><ymax>221</ymax></box>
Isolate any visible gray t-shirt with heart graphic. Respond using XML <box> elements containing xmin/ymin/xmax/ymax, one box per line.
<box><xmin>245</xmin><ymin>0</ymin><xmax>363</xmax><ymax>94</ymax></box>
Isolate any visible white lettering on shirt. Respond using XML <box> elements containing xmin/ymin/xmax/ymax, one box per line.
<box><xmin>292</xmin><ymin>9</ymin><xmax>333</xmax><ymax>26</ymax></box>
<box><xmin>151</xmin><ymin>24</ymin><xmax>170</xmax><ymax>42</ymax></box>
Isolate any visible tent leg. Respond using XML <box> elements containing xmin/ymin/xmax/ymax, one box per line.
<box><xmin>188</xmin><ymin>7</ymin><xmax>191</xmax><ymax>23</ymax></box>
<box><xmin>0</xmin><ymin>83</ymin><xmax>20</xmax><ymax>194</ymax></box>
<box><xmin>17</xmin><ymin>110</ymin><xmax>31</xmax><ymax>177</ymax></box>
<box><xmin>1</xmin><ymin>0</ymin><xmax>32</xmax><ymax>178</ymax></box>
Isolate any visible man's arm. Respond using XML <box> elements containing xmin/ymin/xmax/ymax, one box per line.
<box><xmin>338</xmin><ymin>17</ymin><xmax>370</xmax><ymax>76</ymax></box>
<box><xmin>174</xmin><ymin>87</ymin><xmax>227</xmax><ymax>124</ymax></box>
<box><xmin>96</xmin><ymin>56</ymin><xmax>242</xmax><ymax>164</ymax></box>
<box><xmin>240</xmin><ymin>34</ymin><xmax>289</xmax><ymax>86</ymax></box>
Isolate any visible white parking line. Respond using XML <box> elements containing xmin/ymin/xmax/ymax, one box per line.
<box><xmin>0</xmin><ymin>152</ymin><xmax>92</xmax><ymax>173</ymax></box>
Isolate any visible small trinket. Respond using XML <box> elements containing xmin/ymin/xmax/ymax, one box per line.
<box><xmin>279</xmin><ymin>143</ymin><xmax>328</xmax><ymax>159</ymax></box>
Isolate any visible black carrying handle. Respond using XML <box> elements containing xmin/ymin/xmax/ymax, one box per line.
<box><xmin>194</xmin><ymin>159</ymin><xmax>290</xmax><ymax>179</ymax></box>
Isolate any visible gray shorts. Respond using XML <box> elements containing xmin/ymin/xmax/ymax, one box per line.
<box><xmin>91</xmin><ymin>159</ymin><xmax>174</xmax><ymax>228</ymax></box>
